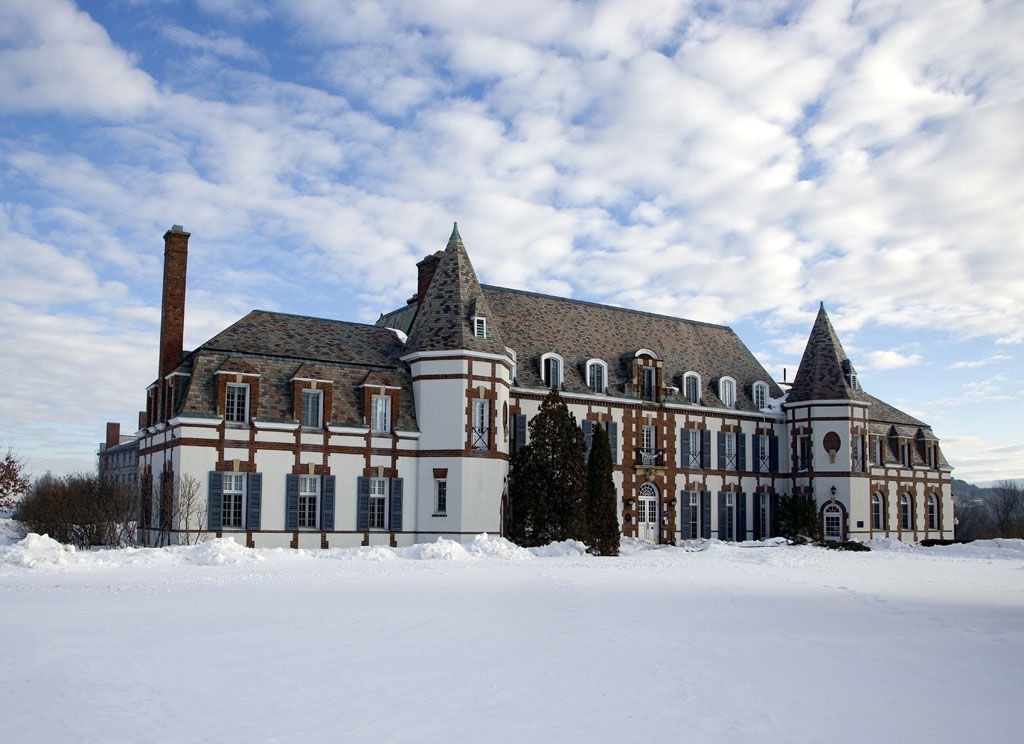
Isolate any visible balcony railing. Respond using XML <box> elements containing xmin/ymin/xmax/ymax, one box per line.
<box><xmin>636</xmin><ymin>448</ymin><xmax>665</xmax><ymax>467</ymax></box>
<box><xmin>471</xmin><ymin>427</ymin><xmax>490</xmax><ymax>450</ymax></box>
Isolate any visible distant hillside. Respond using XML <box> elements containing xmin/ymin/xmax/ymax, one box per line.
<box><xmin>952</xmin><ymin>478</ymin><xmax>992</xmax><ymax>503</ymax></box>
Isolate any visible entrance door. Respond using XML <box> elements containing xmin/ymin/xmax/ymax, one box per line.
<box><xmin>637</xmin><ymin>483</ymin><xmax>659</xmax><ymax>542</ymax></box>
<box><xmin>823</xmin><ymin>503</ymin><xmax>843</xmax><ymax>541</ymax></box>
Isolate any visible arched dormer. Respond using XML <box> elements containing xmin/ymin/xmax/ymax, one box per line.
<box><xmin>540</xmin><ymin>352</ymin><xmax>563</xmax><ymax>389</ymax></box>
<box><xmin>718</xmin><ymin>376</ymin><xmax>736</xmax><ymax>408</ymax></box>
<box><xmin>633</xmin><ymin>350</ymin><xmax>660</xmax><ymax>402</ymax></box>
<box><xmin>752</xmin><ymin>381</ymin><xmax>769</xmax><ymax>410</ymax></box>
<box><xmin>585</xmin><ymin>358</ymin><xmax>608</xmax><ymax>394</ymax></box>
<box><xmin>682</xmin><ymin>372</ymin><xmax>701</xmax><ymax>405</ymax></box>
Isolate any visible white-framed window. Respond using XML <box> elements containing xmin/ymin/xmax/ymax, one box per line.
<box><xmin>722</xmin><ymin>432</ymin><xmax>737</xmax><ymax>470</ymax></box>
<box><xmin>434</xmin><ymin>479</ymin><xmax>447</xmax><ymax>516</ymax></box>
<box><xmin>759</xmin><ymin>493</ymin><xmax>770</xmax><ymax>537</ymax></box>
<box><xmin>683</xmin><ymin>372</ymin><xmax>701</xmax><ymax>404</ymax></box>
<box><xmin>685</xmin><ymin>429</ymin><xmax>702</xmax><ymax>468</ymax></box>
<box><xmin>927</xmin><ymin>443</ymin><xmax>937</xmax><ymax>468</ymax></box>
<box><xmin>298</xmin><ymin>475</ymin><xmax>319</xmax><ymax>528</ymax></box>
<box><xmin>225</xmin><ymin>383</ymin><xmax>249</xmax><ymax>423</ymax></box>
<box><xmin>301</xmin><ymin>389</ymin><xmax>323</xmax><ymax>428</ymax></box>
<box><xmin>371</xmin><ymin>394</ymin><xmax>391</xmax><ymax>432</ymax></box>
<box><xmin>541</xmin><ymin>353</ymin><xmax>563</xmax><ymax>389</ymax></box>
<box><xmin>472</xmin><ymin>399</ymin><xmax>490</xmax><ymax>449</ymax></box>
<box><xmin>872</xmin><ymin>437</ymin><xmax>882</xmax><ymax>465</ymax></box>
<box><xmin>927</xmin><ymin>494</ymin><xmax>939</xmax><ymax>530</ymax></box>
<box><xmin>851</xmin><ymin>434</ymin><xmax>864</xmax><ymax>472</ymax></box>
<box><xmin>641</xmin><ymin>424</ymin><xmax>657</xmax><ymax>465</ymax></box>
<box><xmin>689</xmin><ymin>492</ymin><xmax>700</xmax><ymax>538</ymax></box>
<box><xmin>472</xmin><ymin>316</ymin><xmax>487</xmax><ymax>339</ymax></box>
<box><xmin>823</xmin><ymin>503</ymin><xmax>843</xmax><ymax>541</ymax></box>
<box><xmin>222</xmin><ymin>473</ymin><xmax>245</xmax><ymax>528</ymax></box>
<box><xmin>900</xmin><ymin>441</ymin><xmax>910</xmax><ymax>467</ymax></box>
<box><xmin>871</xmin><ymin>492</ymin><xmax>885</xmax><ymax>530</ymax></box>
<box><xmin>752</xmin><ymin>381</ymin><xmax>769</xmax><ymax>411</ymax></box>
<box><xmin>586</xmin><ymin>359</ymin><xmax>607</xmax><ymax>394</ymax></box>
<box><xmin>796</xmin><ymin>435</ymin><xmax>811</xmax><ymax>471</ymax></box>
<box><xmin>755</xmin><ymin>435</ymin><xmax>770</xmax><ymax>473</ymax></box>
<box><xmin>719</xmin><ymin>377</ymin><xmax>736</xmax><ymax>408</ymax></box>
<box><xmin>506</xmin><ymin>348</ymin><xmax>517</xmax><ymax>383</ymax></box>
<box><xmin>724</xmin><ymin>493</ymin><xmax>735</xmax><ymax>541</ymax></box>
<box><xmin>900</xmin><ymin>493</ymin><xmax>913</xmax><ymax>531</ymax></box>
<box><xmin>369</xmin><ymin>478</ymin><xmax>388</xmax><ymax>529</ymax></box>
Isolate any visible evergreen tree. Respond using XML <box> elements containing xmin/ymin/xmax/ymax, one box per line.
<box><xmin>585</xmin><ymin>424</ymin><xmax>620</xmax><ymax>555</ymax></box>
<box><xmin>508</xmin><ymin>390</ymin><xmax>587</xmax><ymax>546</ymax></box>
<box><xmin>776</xmin><ymin>492</ymin><xmax>822</xmax><ymax>543</ymax></box>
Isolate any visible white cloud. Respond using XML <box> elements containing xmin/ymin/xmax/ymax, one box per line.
<box><xmin>162</xmin><ymin>26</ymin><xmax>263</xmax><ymax>63</ymax></box>
<box><xmin>949</xmin><ymin>354</ymin><xmax>1012</xmax><ymax>369</ymax></box>
<box><xmin>860</xmin><ymin>349</ymin><xmax>923</xmax><ymax>371</ymax></box>
<box><xmin>0</xmin><ymin>0</ymin><xmax>158</xmax><ymax>116</ymax></box>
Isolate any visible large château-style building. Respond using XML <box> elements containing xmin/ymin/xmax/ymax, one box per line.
<box><xmin>106</xmin><ymin>224</ymin><xmax>953</xmax><ymax>547</ymax></box>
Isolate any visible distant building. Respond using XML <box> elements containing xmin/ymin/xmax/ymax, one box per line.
<box><xmin>119</xmin><ymin>224</ymin><xmax>953</xmax><ymax>547</ymax></box>
<box><xmin>97</xmin><ymin>422</ymin><xmax>139</xmax><ymax>489</ymax></box>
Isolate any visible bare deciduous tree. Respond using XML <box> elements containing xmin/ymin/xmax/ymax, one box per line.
<box><xmin>175</xmin><ymin>473</ymin><xmax>207</xmax><ymax>545</ymax></box>
<box><xmin>988</xmin><ymin>479</ymin><xmax>1024</xmax><ymax>538</ymax></box>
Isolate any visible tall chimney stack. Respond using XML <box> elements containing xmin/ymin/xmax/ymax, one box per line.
<box><xmin>415</xmin><ymin>251</ymin><xmax>443</xmax><ymax>307</ymax></box>
<box><xmin>105</xmin><ymin>422</ymin><xmax>121</xmax><ymax>450</ymax></box>
<box><xmin>157</xmin><ymin>225</ymin><xmax>190</xmax><ymax>422</ymax></box>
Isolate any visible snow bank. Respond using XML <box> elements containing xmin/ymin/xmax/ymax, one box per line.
<box><xmin>397</xmin><ymin>534</ymin><xmax>536</xmax><ymax>560</ymax></box>
<box><xmin>1</xmin><ymin>533</ymin><xmax>76</xmax><ymax>568</ymax></box>
<box><xmin>528</xmin><ymin>538</ymin><xmax>588</xmax><ymax>557</ymax></box>
<box><xmin>167</xmin><ymin>538</ymin><xmax>266</xmax><ymax>566</ymax></box>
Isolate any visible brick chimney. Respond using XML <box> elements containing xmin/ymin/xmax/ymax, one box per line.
<box><xmin>105</xmin><ymin>422</ymin><xmax>121</xmax><ymax>450</ymax></box>
<box><xmin>157</xmin><ymin>225</ymin><xmax>190</xmax><ymax>421</ymax></box>
<box><xmin>415</xmin><ymin>251</ymin><xmax>443</xmax><ymax>307</ymax></box>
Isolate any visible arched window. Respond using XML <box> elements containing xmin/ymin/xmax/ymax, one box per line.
<box><xmin>823</xmin><ymin>503</ymin><xmax>843</xmax><ymax>541</ymax></box>
<box><xmin>540</xmin><ymin>353</ymin><xmax>563</xmax><ymax>389</ymax></box>
<box><xmin>719</xmin><ymin>377</ymin><xmax>736</xmax><ymax>408</ymax></box>
<box><xmin>871</xmin><ymin>492</ymin><xmax>885</xmax><ymax>531</ymax></box>
<box><xmin>586</xmin><ymin>359</ymin><xmax>607</xmax><ymax>394</ymax></box>
<box><xmin>900</xmin><ymin>493</ymin><xmax>913</xmax><ymax>531</ymax></box>
<box><xmin>927</xmin><ymin>493</ymin><xmax>939</xmax><ymax>531</ymax></box>
<box><xmin>752</xmin><ymin>381</ymin><xmax>769</xmax><ymax>411</ymax></box>
<box><xmin>683</xmin><ymin>372</ymin><xmax>701</xmax><ymax>404</ymax></box>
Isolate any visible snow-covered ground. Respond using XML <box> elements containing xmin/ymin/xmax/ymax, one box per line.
<box><xmin>1</xmin><ymin>528</ymin><xmax>1022</xmax><ymax>743</ymax></box>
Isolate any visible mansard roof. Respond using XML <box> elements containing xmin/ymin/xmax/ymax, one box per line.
<box><xmin>788</xmin><ymin>303</ymin><xmax>869</xmax><ymax>404</ymax></box>
<box><xmin>481</xmin><ymin>286</ymin><xmax>781</xmax><ymax>408</ymax></box>
<box><xmin>403</xmin><ymin>224</ymin><xmax>508</xmax><ymax>356</ymax></box>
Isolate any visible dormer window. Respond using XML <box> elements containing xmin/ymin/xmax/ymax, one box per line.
<box><xmin>719</xmin><ymin>377</ymin><xmax>736</xmax><ymax>408</ymax></box>
<box><xmin>683</xmin><ymin>372</ymin><xmax>701</xmax><ymax>404</ymax></box>
<box><xmin>752</xmin><ymin>381</ymin><xmax>769</xmax><ymax>411</ymax></box>
<box><xmin>506</xmin><ymin>347</ymin><xmax>517</xmax><ymax>383</ymax></box>
<box><xmin>225</xmin><ymin>383</ymin><xmax>249</xmax><ymax>423</ymax></box>
<box><xmin>586</xmin><ymin>359</ymin><xmax>607</xmax><ymax>394</ymax></box>
<box><xmin>541</xmin><ymin>353</ymin><xmax>563</xmax><ymax>389</ymax></box>
<box><xmin>472</xmin><ymin>316</ymin><xmax>487</xmax><ymax>339</ymax></box>
<box><xmin>842</xmin><ymin>359</ymin><xmax>858</xmax><ymax>390</ymax></box>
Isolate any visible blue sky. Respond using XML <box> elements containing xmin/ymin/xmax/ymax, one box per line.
<box><xmin>1</xmin><ymin>0</ymin><xmax>1021</xmax><ymax>484</ymax></box>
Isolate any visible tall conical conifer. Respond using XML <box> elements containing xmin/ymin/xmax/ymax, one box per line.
<box><xmin>585</xmin><ymin>424</ymin><xmax>620</xmax><ymax>555</ymax></box>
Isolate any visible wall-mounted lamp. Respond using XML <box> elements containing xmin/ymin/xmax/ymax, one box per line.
<box><xmin>830</xmin><ymin>485</ymin><xmax>837</xmax><ymax>501</ymax></box>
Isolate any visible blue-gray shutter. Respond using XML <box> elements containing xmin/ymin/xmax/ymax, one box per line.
<box><xmin>389</xmin><ymin>478</ymin><xmax>404</xmax><ymax>532</ymax></box>
<box><xmin>582</xmin><ymin>420</ymin><xmax>594</xmax><ymax>458</ymax></box>
<box><xmin>717</xmin><ymin>432</ymin><xmax>727</xmax><ymax>470</ymax></box>
<box><xmin>245</xmin><ymin>473</ymin><xmax>262</xmax><ymax>531</ymax></box>
<box><xmin>753</xmin><ymin>493</ymin><xmax>763</xmax><ymax>541</ymax></box>
<box><xmin>207</xmin><ymin>471</ymin><xmax>223</xmax><ymax>530</ymax></box>
<box><xmin>679</xmin><ymin>429</ymin><xmax>690</xmax><ymax>468</ymax></box>
<box><xmin>700</xmin><ymin>491</ymin><xmax>712</xmax><ymax>539</ymax></box>
<box><xmin>737</xmin><ymin>433</ymin><xmax>746</xmax><ymax>471</ymax></box>
<box><xmin>608</xmin><ymin>422</ymin><xmax>618</xmax><ymax>465</ymax></box>
<box><xmin>321</xmin><ymin>476</ymin><xmax>335</xmax><ymax>531</ymax></box>
<box><xmin>680</xmin><ymin>492</ymin><xmax>692</xmax><ymax>540</ymax></box>
<box><xmin>701</xmin><ymin>430</ymin><xmax>711</xmax><ymax>469</ymax></box>
<box><xmin>736</xmin><ymin>492</ymin><xmax>747</xmax><ymax>542</ymax></box>
<box><xmin>769</xmin><ymin>436</ymin><xmax>779</xmax><ymax>473</ymax></box>
<box><xmin>285</xmin><ymin>474</ymin><xmax>299</xmax><ymax>530</ymax></box>
<box><xmin>514</xmin><ymin>414</ymin><xmax>527</xmax><ymax>453</ymax></box>
<box><xmin>356</xmin><ymin>477</ymin><xmax>370</xmax><ymax>531</ymax></box>
<box><xmin>770</xmin><ymin>493</ymin><xmax>780</xmax><ymax>537</ymax></box>
<box><xmin>717</xmin><ymin>492</ymin><xmax>728</xmax><ymax>540</ymax></box>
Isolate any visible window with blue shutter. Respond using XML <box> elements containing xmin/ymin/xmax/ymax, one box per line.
<box><xmin>389</xmin><ymin>478</ymin><xmax>404</xmax><ymax>532</ymax></box>
<box><xmin>321</xmin><ymin>476</ymin><xmax>335</xmax><ymax>531</ymax></box>
<box><xmin>736</xmin><ymin>492</ymin><xmax>747</xmax><ymax>542</ymax></box>
<box><xmin>717</xmin><ymin>432</ymin><xmax>727</xmax><ymax>470</ymax></box>
<box><xmin>700</xmin><ymin>430</ymin><xmax>711</xmax><ymax>469</ymax></box>
<box><xmin>769</xmin><ymin>436</ymin><xmax>779</xmax><ymax>473</ymax></box>
<box><xmin>718</xmin><ymin>492</ymin><xmax>728</xmax><ymax>540</ymax></box>
<box><xmin>700</xmin><ymin>491</ymin><xmax>712</xmax><ymax>539</ymax></box>
<box><xmin>737</xmin><ymin>433</ymin><xmax>746</xmax><ymax>471</ymax></box>
<box><xmin>679</xmin><ymin>429</ymin><xmax>689</xmax><ymax>468</ymax></box>
<box><xmin>245</xmin><ymin>473</ymin><xmax>262</xmax><ymax>531</ymax></box>
<box><xmin>208</xmin><ymin>472</ymin><xmax>223</xmax><ymax>530</ymax></box>
<box><xmin>753</xmin><ymin>493</ymin><xmax>763</xmax><ymax>541</ymax></box>
<box><xmin>356</xmin><ymin>477</ymin><xmax>370</xmax><ymax>531</ymax></box>
<box><xmin>285</xmin><ymin>474</ymin><xmax>299</xmax><ymax>530</ymax></box>
<box><xmin>512</xmin><ymin>413</ymin><xmax>527</xmax><ymax>454</ymax></box>
<box><xmin>608</xmin><ymin>422</ymin><xmax>618</xmax><ymax>465</ymax></box>
<box><xmin>680</xmin><ymin>491</ymin><xmax>693</xmax><ymax>540</ymax></box>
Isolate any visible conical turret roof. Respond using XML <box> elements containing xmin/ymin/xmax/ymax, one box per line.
<box><xmin>788</xmin><ymin>303</ymin><xmax>868</xmax><ymax>403</ymax></box>
<box><xmin>404</xmin><ymin>224</ymin><xmax>507</xmax><ymax>356</ymax></box>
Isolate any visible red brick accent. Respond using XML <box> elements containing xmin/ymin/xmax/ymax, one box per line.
<box><xmin>105</xmin><ymin>422</ymin><xmax>120</xmax><ymax>450</ymax></box>
<box><xmin>157</xmin><ymin>227</ymin><xmax>189</xmax><ymax>422</ymax></box>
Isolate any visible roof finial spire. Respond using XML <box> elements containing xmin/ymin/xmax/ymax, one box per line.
<box><xmin>450</xmin><ymin>221</ymin><xmax>461</xmax><ymax>242</ymax></box>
